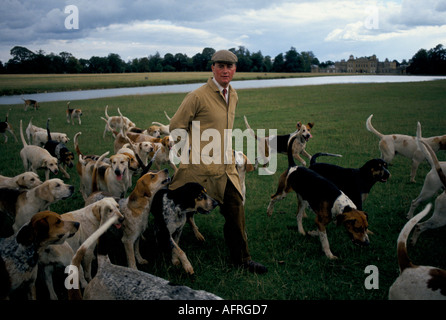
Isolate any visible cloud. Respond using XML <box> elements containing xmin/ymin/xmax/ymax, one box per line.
<box><xmin>0</xmin><ymin>0</ymin><xmax>445</xmax><ymax>64</ymax></box>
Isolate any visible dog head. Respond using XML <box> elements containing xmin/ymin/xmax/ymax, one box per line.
<box><xmin>433</xmin><ymin>135</ymin><xmax>446</xmax><ymax>151</ymax></box>
<box><xmin>147</xmin><ymin>125</ymin><xmax>161</xmax><ymax>138</ymax></box>
<box><xmin>133</xmin><ymin>168</ymin><xmax>170</xmax><ymax>199</ymax></box>
<box><xmin>44</xmin><ymin>156</ymin><xmax>59</xmax><ymax>175</ymax></box>
<box><xmin>16</xmin><ymin>172</ymin><xmax>42</xmax><ymax>189</ymax></box>
<box><xmin>296</xmin><ymin>122</ymin><xmax>314</xmax><ymax>142</ymax></box>
<box><xmin>364</xmin><ymin>158</ymin><xmax>391</xmax><ymax>183</ymax></box>
<box><xmin>180</xmin><ymin>183</ymin><xmax>218</xmax><ymax>214</ymax></box>
<box><xmin>234</xmin><ymin>150</ymin><xmax>255</xmax><ymax>175</ymax></box>
<box><xmin>16</xmin><ymin>211</ymin><xmax>79</xmax><ymax>247</ymax></box>
<box><xmin>118</xmin><ymin>148</ymin><xmax>139</xmax><ymax>172</ymax></box>
<box><xmin>110</xmin><ymin>153</ymin><xmax>131</xmax><ymax>181</ymax></box>
<box><xmin>34</xmin><ymin>178</ymin><xmax>74</xmax><ymax>203</ymax></box>
<box><xmin>91</xmin><ymin>197</ymin><xmax>124</xmax><ymax>229</ymax></box>
<box><xmin>138</xmin><ymin>141</ymin><xmax>154</xmax><ymax>155</ymax></box>
<box><xmin>336</xmin><ymin>208</ymin><xmax>369</xmax><ymax>246</ymax></box>
<box><xmin>61</xmin><ymin>149</ymin><xmax>75</xmax><ymax>168</ymax></box>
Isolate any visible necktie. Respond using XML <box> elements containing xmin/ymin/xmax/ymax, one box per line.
<box><xmin>222</xmin><ymin>88</ymin><xmax>227</xmax><ymax>103</ymax></box>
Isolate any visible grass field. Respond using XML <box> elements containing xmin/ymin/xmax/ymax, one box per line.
<box><xmin>0</xmin><ymin>72</ymin><xmax>327</xmax><ymax>96</ymax></box>
<box><xmin>1</xmin><ymin>78</ymin><xmax>446</xmax><ymax>301</ymax></box>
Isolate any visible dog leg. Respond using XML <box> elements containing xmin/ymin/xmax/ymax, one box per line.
<box><xmin>59</xmin><ymin>164</ymin><xmax>70</xmax><ymax>179</ymax></box>
<box><xmin>317</xmin><ymin>228</ymin><xmax>337</xmax><ymax>260</ymax></box>
<box><xmin>122</xmin><ymin>240</ymin><xmax>138</xmax><ymax>269</ymax></box>
<box><xmin>411</xmin><ymin>192</ymin><xmax>446</xmax><ymax>245</ymax></box>
<box><xmin>134</xmin><ymin>238</ymin><xmax>149</xmax><ymax>265</ymax></box>
<box><xmin>43</xmin><ymin>265</ymin><xmax>59</xmax><ymax>300</ymax></box>
<box><xmin>410</xmin><ymin>159</ymin><xmax>421</xmax><ymax>183</ymax></box>
<box><xmin>296</xmin><ymin>198</ymin><xmax>307</xmax><ymax>235</ymax></box>
<box><xmin>188</xmin><ymin>216</ymin><xmax>205</xmax><ymax>241</ymax></box>
<box><xmin>171</xmin><ymin>241</ymin><xmax>194</xmax><ymax>275</ymax></box>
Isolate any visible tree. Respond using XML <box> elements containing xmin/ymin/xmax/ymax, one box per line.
<box><xmin>284</xmin><ymin>47</ymin><xmax>303</xmax><ymax>72</ymax></box>
<box><xmin>272</xmin><ymin>53</ymin><xmax>285</xmax><ymax>72</ymax></box>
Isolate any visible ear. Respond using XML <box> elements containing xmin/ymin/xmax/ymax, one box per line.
<box><xmin>92</xmin><ymin>204</ymin><xmax>102</xmax><ymax>221</ymax></box>
<box><xmin>307</xmin><ymin>122</ymin><xmax>314</xmax><ymax>129</ymax></box>
<box><xmin>17</xmin><ymin>176</ymin><xmax>26</xmax><ymax>188</ymax></box>
<box><xmin>296</xmin><ymin>121</ymin><xmax>302</xmax><ymax>129</ymax></box>
<box><xmin>16</xmin><ymin>223</ymin><xmax>34</xmax><ymax>246</ymax></box>
<box><xmin>35</xmin><ymin>183</ymin><xmax>55</xmax><ymax>203</ymax></box>
<box><xmin>244</xmin><ymin>155</ymin><xmax>255</xmax><ymax>172</ymax></box>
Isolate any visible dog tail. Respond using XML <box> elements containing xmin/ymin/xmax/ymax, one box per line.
<box><xmin>104</xmin><ymin>105</ymin><xmax>110</xmax><ymax>119</ymax></box>
<box><xmin>164</xmin><ymin>111</ymin><xmax>171</xmax><ymax>121</ymax></box>
<box><xmin>67</xmin><ymin>102</ymin><xmax>70</xmax><ymax>110</ymax></box>
<box><xmin>68</xmin><ymin>214</ymin><xmax>121</xmax><ymax>300</ymax></box>
<box><xmin>73</xmin><ymin>132</ymin><xmax>83</xmax><ymax>156</ymax></box>
<box><xmin>365</xmin><ymin>114</ymin><xmax>384</xmax><ymax>138</ymax></box>
<box><xmin>396</xmin><ymin>202</ymin><xmax>432</xmax><ymax>273</ymax></box>
<box><xmin>46</xmin><ymin>118</ymin><xmax>51</xmax><ymax>141</ymax></box>
<box><xmin>91</xmin><ymin>151</ymin><xmax>109</xmax><ymax>193</ymax></box>
<box><xmin>310</xmin><ymin>153</ymin><xmax>342</xmax><ymax>166</ymax></box>
<box><xmin>416</xmin><ymin>122</ymin><xmax>446</xmax><ymax>188</ymax></box>
<box><xmin>19</xmin><ymin>120</ymin><xmax>28</xmax><ymax>147</ymax></box>
<box><xmin>243</xmin><ymin>115</ymin><xmax>258</xmax><ymax>140</ymax></box>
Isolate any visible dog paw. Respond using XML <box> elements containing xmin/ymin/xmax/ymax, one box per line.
<box><xmin>137</xmin><ymin>258</ymin><xmax>149</xmax><ymax>265</ymax></box>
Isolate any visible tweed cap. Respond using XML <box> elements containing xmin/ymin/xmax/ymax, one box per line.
<box><xmin>211</xmin><ymin>50</ymin><xmax>238</xmax><ymax>64</ymax></box>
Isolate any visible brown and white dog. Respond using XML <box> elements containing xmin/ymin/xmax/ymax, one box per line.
<box><xmin>409</xmin><ymin>122</ymin><xmax>446</xmax><ymax>245</ymax></box>
<box><xmin>0</xmin><ymin>110</ymin><xmax>18</xmax><ymax>143</ymax></box>
<box><xmin>366</xmin><ymin>114</ymin><xmax>446</xmax><ymax>182</ymax></box>
<box><xmin>90</xmin><ymin>151</ymin><xmax>132</xmax><ymax>199</ymax></box>
<box><xmin>266</xmin><ymin>133</ymin><xmax>369</xmax><ymax>259</ymax></box>
<box><xmin>0</xmin><ymin>211</ymin><xmax>79</xmax><ymax>299</ymax></box>
<box><xmin>22</xmin><ymin>98</ymin><xmax>39</xmax><ymax>111</ymax></box>
<box><xmin>39</xmin><ymin>197</ymin><xmax>123</xmax><ymax>299</ymax></box>
<box><xmin>388</xmin><ymin>202</ymin><xmax>446</xmax><ymax>300</ymax></box>
<box><xmin>66</xmin><ymin>102</ymin><xmax>83</xmax><ymax>125</ymax></box>
<box><xmin>19</xmin><ymin>120</ymin><xmax>59</xmax><ymax>180</ymax></box>
<box><xmin>244</xmin><ymin>115</ymin><xmax>314</xmax><ymax>168</ymax></box>
<box><xmin>86</xmin><ymin>169</ymin><xmax>171</xmax><ymax>270</ymax></box>
<box><xmin>103</xmin><ymin>106</ymin><xmax>136</xmax><ymax>139</ymax></box>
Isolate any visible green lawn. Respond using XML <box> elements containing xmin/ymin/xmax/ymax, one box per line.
<box><xmin>1</xmin><ymin>79</ymin><xmax>445</xmax><ymax>300</ymax></box>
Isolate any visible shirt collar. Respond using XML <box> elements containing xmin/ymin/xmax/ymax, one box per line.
<box><xmin>212</xmin><ymin>77</ymin><xmax>228</xmax><ymax>93</ymax></box>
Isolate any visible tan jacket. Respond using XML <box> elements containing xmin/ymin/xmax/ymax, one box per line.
<box><xmin>168</xmin><ymin>78</ymin><xmax>241</xmax><ymax>203</ymax></box>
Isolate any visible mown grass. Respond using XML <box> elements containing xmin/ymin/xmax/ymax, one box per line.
<box><xmin>0</xmin><ymin>79</ymin><xmax>445</xmax><ymax>301</ymax></box>
<box><xmin>0</xmin><ymin>72</ymin><xmax>328</xmax><ymax>96</ymax></box>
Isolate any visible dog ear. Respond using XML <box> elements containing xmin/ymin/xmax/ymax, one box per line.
<box><xmin>35</xmin><ymin>183</ymin><xmax>55</xmax><ymax>203</ymax></box>
<box><xmin>16</xmin><ymin>223</ymin><xmax>34</xmax><ymax>246</ymax></box>
<box><xmin>296</xmin><ymin>121</ymin><xmax>302</xmax><ymax>129</ymax></box>
<box><xmin>92</xmin><ymin>204</ymin><xmax>102</xmax><ymax>221</ymax></box>
<box><xmin>307</xmin><ymin>122</ymin><xmax>314</xmax><ymax>129</ymax></box>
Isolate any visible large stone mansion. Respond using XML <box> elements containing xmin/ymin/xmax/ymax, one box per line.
<box><xmin>312</xmin><ymin>55</ymin><xmax>407</xmax><ymax>74</ymax></box>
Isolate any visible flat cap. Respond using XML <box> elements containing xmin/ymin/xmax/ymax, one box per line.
<box><xmin>211</xmin><ymin>50</ymin><xmax>238</xmax><ymax>64</ymax></box>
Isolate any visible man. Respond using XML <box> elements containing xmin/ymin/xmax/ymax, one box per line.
<box><xmin>168</xmin><ymin>49</ymin><xmax>267</xmax><ymax>274</ymax></box>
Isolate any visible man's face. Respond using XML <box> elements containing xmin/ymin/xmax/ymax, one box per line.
<box><xmin>211</xmin><ymin>62</ymin><xmax>236</xmax><ymax>88</ymax></box>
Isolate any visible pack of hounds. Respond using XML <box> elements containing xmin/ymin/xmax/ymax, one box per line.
<box><xmin>0</xmin><ymin>101</ymin><xmax>445</xmax><ymax>300</ymax></box>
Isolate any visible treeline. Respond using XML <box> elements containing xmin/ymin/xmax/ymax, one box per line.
<box><xmin>406</xmin><ymin>44</ymin><xmax>446</xmax><ymax>75</ymax></box>
<box><xmin>0</xmin><ymin>46</ymin><xmax>320</xmax><ymax>74</ymax></box>
<box><xmin>1</xmin><ymin>44</ymin><xmax>445</xmax><ymax>75</ymax></box>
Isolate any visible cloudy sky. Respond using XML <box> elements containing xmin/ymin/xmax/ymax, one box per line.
<box><xmin>1</xmin><ymin>0</ymin><xmax>445</xmax><ymax>64</ymax></box>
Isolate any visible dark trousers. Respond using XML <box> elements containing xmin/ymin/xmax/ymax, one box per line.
<box><xmin>220</xmin><ymin>180</ymin><xmax>251</xmax><ymax>264</ymax></box>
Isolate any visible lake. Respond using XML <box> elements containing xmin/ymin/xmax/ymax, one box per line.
<box><xmin>1</xmin><ymin>74</ymin><xmax>445</xmax><ymax>105</ymax></box>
